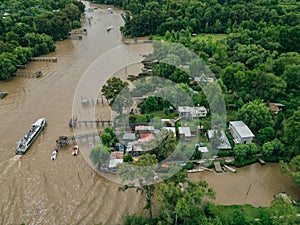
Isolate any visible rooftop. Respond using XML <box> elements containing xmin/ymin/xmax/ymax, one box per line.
<box><xmin>135</xmin><ymin>125</ymin><xmax>155</xmax><ymax>131</ymax></box>
<box><xmin>178</xmin><ymin>127</ymin><xmax>191</xmax><ymax>137</ymax></box>
<box><xmin>122</xmin><ymin>132</ymin><xmax>135</xmax><ymax>140</ymax></box>
<box><xmin>229</xmin><ymin>121</ymin><xmax>255</xmax><ymax>138</ymax></box>
<box><xmin>207</xmin><ymin>130</ymin><xmax>232</xmax><ymax>150</ymax></box>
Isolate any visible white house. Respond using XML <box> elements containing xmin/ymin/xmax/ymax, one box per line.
<box><xmin>229</xmin><ymin>121</ymin><xmax>255</xmax><ymax>144</ymax></box>
<box><xmin>178</xmin><ymin>106</ymin><xmax>207</xmax><ymax>118</ymax></box>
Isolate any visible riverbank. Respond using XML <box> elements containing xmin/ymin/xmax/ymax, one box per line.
<box><xmin>189</xmin><ymin>162</ymin><xmax>300</xmax><ymax>207</ymax></box>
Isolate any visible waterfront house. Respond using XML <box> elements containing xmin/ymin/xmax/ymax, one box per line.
<box><xmin>229</xmin><ymin>121</ymin><xmax>254</xmax><ymax>144</ymax></box>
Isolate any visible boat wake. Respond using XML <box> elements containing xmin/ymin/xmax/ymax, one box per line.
<box><xmin>0</xmin><ymin>155</ymin><xmax>22</xmax><ymax>167</ymax></box>
<box><xmin>0</xmin><ymin>155</ymin><xmax>22</xmax><ymax>178</ymax></box>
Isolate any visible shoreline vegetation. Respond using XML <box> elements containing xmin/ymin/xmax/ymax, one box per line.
<box><xmin>91</xmin><ymin>0</ymin><xmax>300</xmax><ymax>224</ymax></box>
<box><xmin>0</xmin><ymin>0</ymin><xmax>85</xmax><ymax>80</ymax></box>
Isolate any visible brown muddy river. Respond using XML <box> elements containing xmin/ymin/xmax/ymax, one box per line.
<box><xmin>0</xmin><ymin>1</ymin><xmax>299</xmax><ymax>225</ymax></box>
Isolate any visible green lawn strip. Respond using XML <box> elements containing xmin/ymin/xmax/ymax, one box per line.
<box><xmin>191</xmin><ymin>33</ymin><xmax>227</xmax><ymax>42</ymax></box>
<box><xmin>218</xmin><ymin>204</ymin><xmax>270</xmax><ymax>219</ymax></box>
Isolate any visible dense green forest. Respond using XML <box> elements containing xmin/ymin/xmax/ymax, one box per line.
<box><xmin>0</xmin><ymin>0</ymin><xmax>85</xmax><ymax>80</ymax></box>
<box><xmin>94</xmin><ymin>0</ymin><xmax>300</xmax><ymax>224</ymax></box>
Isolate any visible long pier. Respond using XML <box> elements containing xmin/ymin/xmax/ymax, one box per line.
<box><xmin>31</xmin><ymin>57</ymin><xmax>57</xmax><ymax>62</ymax></box>
<box><xmin>56</xmin><ymin>131</ymin><xmax>101</xmax><ymax>148</ymax></box>
<box><xmin>69</xmin><ymin>117</ymin><xmax>114</xmax><ymax>128</ymax></box>
<box><xmin>12</xmin><ymin>71</ymin><xmax>43</xmax><ymax>78</ymax></box>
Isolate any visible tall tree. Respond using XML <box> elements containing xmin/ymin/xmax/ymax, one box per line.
<box><xmin>118</xmin><ymin>154</ymin><xmax>158</xmax><ymax>220</ymax></box>
<box><xmin>270</xmin><ymin>195</ymin><xmax>298</xmax><ymax>225</ymax></box>
<box><xmin>281</xmin><ymin>155</ymin><xmax>300</xmax><ymax>186</ymax></box>
<box><xmin>284</xmin><ymin>107</ymin><xmax>300</xmax><ymax>156</ymax></box>
<box><xmin>237</xmin><ymin>100</ymin><xmax>273</xmax><ymax>133</ymax></box>
<box><xmin>157</xmin><ymin>180</ymin><xmax>215</xmax><ymax>224</ymax></box>
<box><xmin>101</xmin><ymin>77</ymin><xmax>129</xmax><ymax>106</ymax></box>
<box><xmin>89</xmin><ymin>144</ymin><xmax>110</xmax><ymax>170</ymax></box>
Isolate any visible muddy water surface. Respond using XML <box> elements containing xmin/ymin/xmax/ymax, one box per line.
<box><xmin>0</xmin><ymin>1</ymin><xmax>299</xmax><ymax>225</ymax></box>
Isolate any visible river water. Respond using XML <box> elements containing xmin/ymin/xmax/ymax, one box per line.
<box><xmin>0</xmin><ymin>1</ymin><xmax>299</xmax><ymax>224</ymax></box>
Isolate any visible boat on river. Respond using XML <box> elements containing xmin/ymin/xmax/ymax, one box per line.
<box><xmin>223</xmin><ymin>164</ymin><xmax>236</xmax><ymax>173</ymax></box>
<box><xmin>0</xmin><ymin>91</ymin><xmax>8</xmax><ymax>99</ymax></box>
<box><xmin>72</xmin><ymin>145</ymin><xmax>79</xmax><ymax>156</ymax></box>
<box><xmin>51</xmin><ymin>150</ymin><xmax>57</xmax><ymax>160</ymax></box>
<box><xmin>15</xmin><ymin>118</ymin><xmax>46</xmax><ymax>155</ymax></box>
<box><xmin>106</xmin><ymin>25</ymin><xmax>112</xmax><ymax>31</ymax></box>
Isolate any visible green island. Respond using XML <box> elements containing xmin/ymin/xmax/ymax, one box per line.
<box><xmin>88</xmin><ymin>0</ymin><xmax>300</xmax><ymax>224</ymax></box>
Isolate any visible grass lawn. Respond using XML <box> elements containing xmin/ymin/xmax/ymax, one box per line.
<box><xmin>191</xmin><ymin>33</ymin><xmax>227</xmax><ymax>42</ymax></box>
<box><xmin>151</xmin><ymin>111</ymin><xmax>178</xmax><ymax>119</ymax></box>
<box><xmin>219</xmin><ymin>204</ymin><xmax>270</xmax><ymax>219</ymax></box>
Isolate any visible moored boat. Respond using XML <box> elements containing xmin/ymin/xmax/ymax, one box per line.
<box><xmin>223</xmin><ymin>164</ymin><xmax>236</xmax><ymax>173</ymax></box>
<box><xmin>15</xmin><ymin>118</ymin><xmax>46</xmax><ymax>155</ymax></box>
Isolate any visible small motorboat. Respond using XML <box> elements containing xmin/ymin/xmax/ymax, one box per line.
<box><xmin>106</xmin><ymin>25</ymin><xmax>112</xmax><ymax>31</ymax></box>
<box><xmin>72</xmin><ymin>145</ymin><xmax>79</xmax><ymax>156</ymax></box>
<box><xmin>0</xmin><ymin>91</ymin><xmax>8</xmax><ymax>99</ymax></box>
<box><xmin>51</xmin><ymin>150</ymin><xmax>57</xmax><ymax>160</ymax></box>
<box><xmin>89</xmin><ymin>143</ymin><xmax>94</xmax><ymax>148</ymax></box>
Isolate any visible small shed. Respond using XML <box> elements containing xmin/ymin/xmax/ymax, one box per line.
<box><xmin>178</xmin><ymin>127</ymin><xmax>191</xmax><ymax>140</ymax></box>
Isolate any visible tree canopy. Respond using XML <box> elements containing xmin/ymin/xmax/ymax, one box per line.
<box><xmin>0</xmin><ymin>0</ymin><xmax>85</xmax><ymax>80</ymax></box>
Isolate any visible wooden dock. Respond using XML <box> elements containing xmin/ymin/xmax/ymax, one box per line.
<box><xmin>80</xmin><ymin>96</ymin><xmax>107</xmax><ymax>105</ymax></box>
<box><xmin>12</xmin><ymin>71</ymin><xmax>42</xmax><ymax>78</ymax></box>
<box><xmin>55</xmin><ymin>131</ymin><xmax>101</xmax><ymax>148</ymax></box>
<box><xmin>214</xmin><ymin>162</ymin><xmax>223</xmax><ymax>173</ymax></box>
<box><xmin>69</xmin><ymin>118</ymin><xmax>114</xmax><ymax>128</ymax></box>
<box><xmin>31</xmin><ymin>57</ymin><xmax>57</xmax><ymax>62</ymax></box>
<box><xmin>124</xmin><ymin>39</ymin><xmax>152</xmax><ymax>45</ymax></box>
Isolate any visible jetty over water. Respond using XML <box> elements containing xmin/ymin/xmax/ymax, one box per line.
<box><xmin>56</xmin><ymin>131</ymin><xmax>101</xmax><ymax>148</ymax></box>
<box><xmin>13</xmin><ymin>70</ymin><xmax>42</xmax><ymax>78</ymax></box>
<box><xmin>69</xmin><ymin>118</ymin><xmax>114</xmax><ymax>128</ymax></box>
<box><xmin>124</xmin><ymin>39</ymin><xmax>153</xmax><ymax>45</ymax></box>
<box><xmin>214</xmin><ymin>161</ymin><xmax>223</xmax><ymax>173</ymax></box>
<box><xmin>31</xmin><ymin>57</ymin><xmax>57</xmax><ymax>62</ymax></box>
<box><xmin>80</xmin><ymin>96</ymin><xmax>108</xmax><ymax>105</ymax></box>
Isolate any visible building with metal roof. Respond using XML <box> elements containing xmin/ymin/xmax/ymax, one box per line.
<box><xmin>229</xmin><ymin>121</ymin><xmax>255</xmax><ymax>144</ymax></box>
